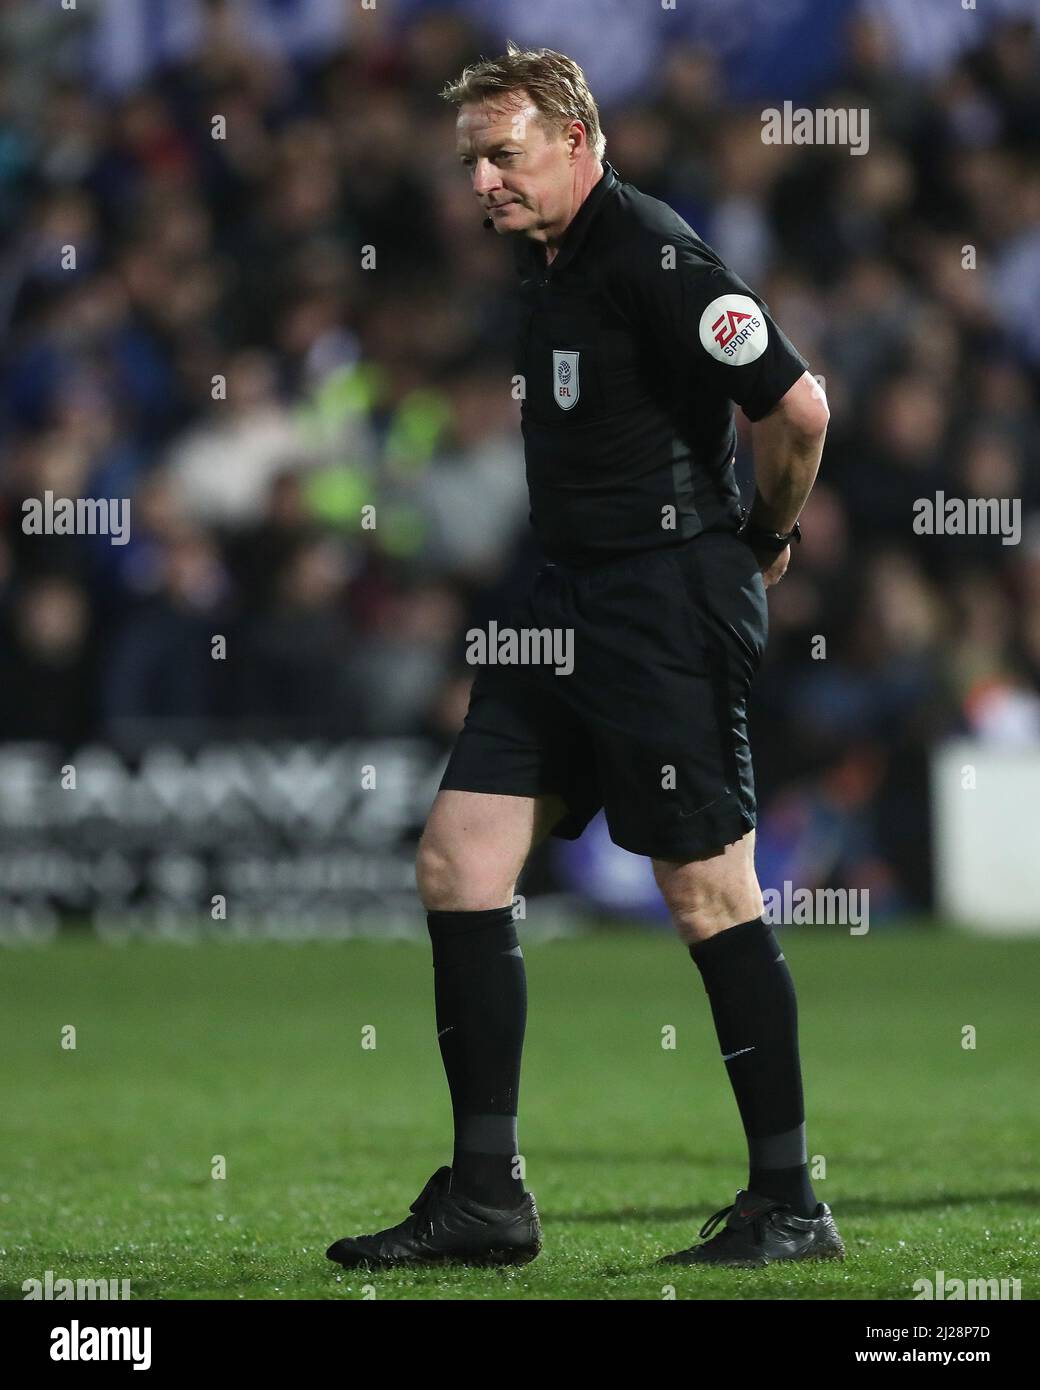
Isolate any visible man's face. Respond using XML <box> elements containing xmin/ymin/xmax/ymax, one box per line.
<box><xmin>456</xmin><ymin>93</ymin><xmax>576</xmax><ymax>237</ymax></box>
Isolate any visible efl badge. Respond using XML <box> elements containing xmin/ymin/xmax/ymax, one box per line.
<box><xmin>553</xmin><ymin>350</ymin><xmax>580</xmax><ymax>410</ymax></box>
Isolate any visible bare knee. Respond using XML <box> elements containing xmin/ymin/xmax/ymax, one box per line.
<box><xmin>416</xmin><ymin>790</ymin><xmax>560</xmax><ymax>913</ymax></box>
<box><xmin>653</xmin><ymin>832</ymin><xmax>764</xmax><ymax>945</ymax></box>
<box><xmin>415</xmin><ymin>829</ymin><xmax>516</xmax><ymax>912</ymax></box>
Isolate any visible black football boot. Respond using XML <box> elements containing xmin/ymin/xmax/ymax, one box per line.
<box><xmin>326</xmin><ymin>1167</ymin><xmax>542</xmax><ymax>1269</ymax></box>
<box><xmin>659</xmin><ymin>1188</ymin><xmax>846</xmax><ymax>1267</ymax></box>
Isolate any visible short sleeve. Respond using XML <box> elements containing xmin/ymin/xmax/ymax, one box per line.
<box><xmin>620</xmin><ymin>239</ymin><xmax>810</xmax><ymax>422</ymax></box>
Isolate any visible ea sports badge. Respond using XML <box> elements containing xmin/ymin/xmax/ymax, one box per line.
<box><xmin>699</xmin><ymin>294</ymin><xmax>769</xmax><ymax>365</ymax></box>
<box><xmin>553</xmin><ymin>350</ymin><xmax>580</xmax><ymax>409</ymax></box>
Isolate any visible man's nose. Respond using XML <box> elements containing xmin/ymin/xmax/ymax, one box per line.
<box><xmin>471</xmin><ymin>160</ymin><xmax>501</xmax><ymax>197</ymax></box>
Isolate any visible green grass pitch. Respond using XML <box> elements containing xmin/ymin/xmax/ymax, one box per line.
<box><xmin>1</xmin><ymin>927</ymin><xmax>1037</xmax><ymax>1300</ymax></box>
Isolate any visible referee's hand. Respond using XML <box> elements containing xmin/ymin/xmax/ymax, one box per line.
<box><xmin>753</xmin><ymin>545</ymin><xmax>791</xmax><ymax>588</ymax></box>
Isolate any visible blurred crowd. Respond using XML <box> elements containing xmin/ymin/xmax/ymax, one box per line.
<box><xmin>1</xmin><ymin>0</ymin><xmax>1039</xmax><ymax>910</ymax></box>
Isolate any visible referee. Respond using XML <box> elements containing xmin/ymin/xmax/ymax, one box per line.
<box><xmin>328</xmin><ymin>43</ymin><xmax>844</xmax><ymax>1271</ymax></box>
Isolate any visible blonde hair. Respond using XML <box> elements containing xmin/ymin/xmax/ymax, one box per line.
<box><xmin>440</xmin><ymin>39</ymin><xmax>606</xmax><ymax>161</ymax></box>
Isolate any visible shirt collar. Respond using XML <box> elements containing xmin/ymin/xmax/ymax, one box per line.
<box><xmin>514</xmin><ymin>160</ymin><xmax>620</xmax><ymax>280</ymax></box>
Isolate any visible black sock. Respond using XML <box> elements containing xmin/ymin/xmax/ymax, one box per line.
<box><xmin>690</xmin><ymin>917</ymin><xmax>818</xmax><ymax>1218</ymax></box>
<box><xmin>427</xmin><ymin>906</ymin><xmax>527</xmax><ymax>1207</ymax></box>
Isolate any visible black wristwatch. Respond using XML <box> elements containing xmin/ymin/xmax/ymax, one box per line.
<box><xmin>739</xmin><ymin>516</ymin><xmax>802</xmax><ymax>554</ymax></box>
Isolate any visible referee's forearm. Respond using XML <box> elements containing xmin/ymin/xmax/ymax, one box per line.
<box><xmin>746</xmin><ymin>424</ymin><xmax>824</xmax><ymax>532</ymax></box>
<box><xmin>746</xmin><ymin>372</ymin><xmax>829</xmax><ymax>533</ymax></box>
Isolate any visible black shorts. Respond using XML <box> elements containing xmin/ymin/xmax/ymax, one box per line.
<box><xmin>439</xmin><ymin>529</ymin><xmax>769</xmax><ymax>860</ymax></box>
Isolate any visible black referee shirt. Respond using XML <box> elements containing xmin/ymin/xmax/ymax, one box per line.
<box><xmin>510</xmin><ymin>160</ymin><xmax>809</xmax><ymax>567</ymax></box>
